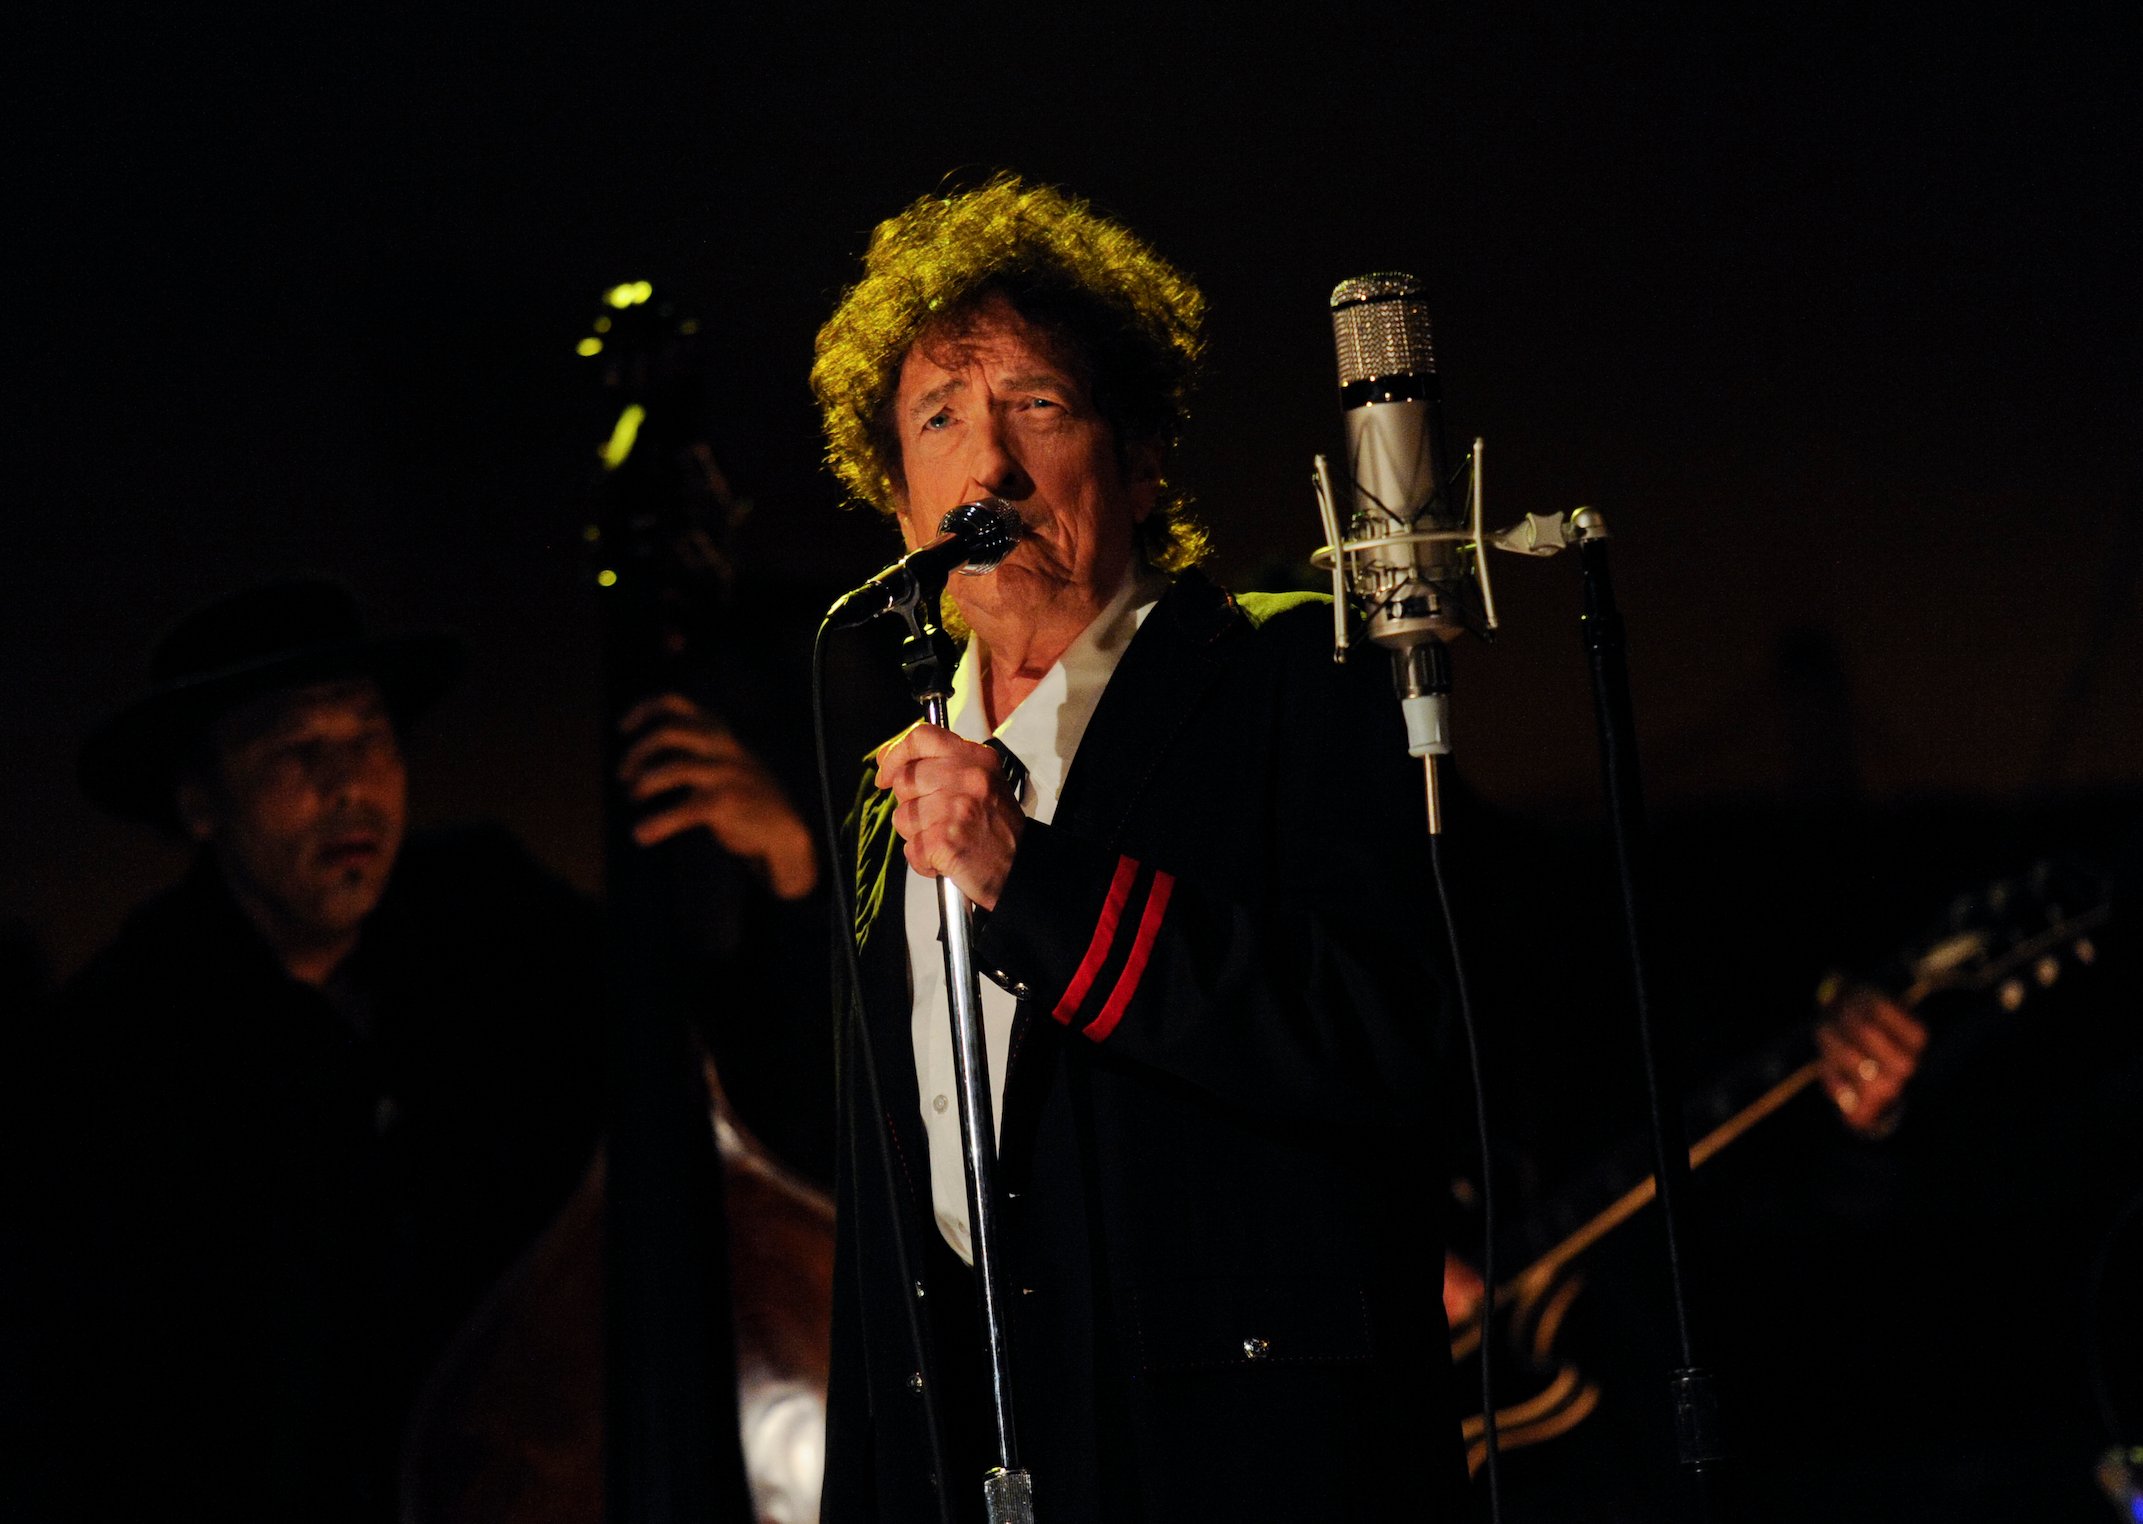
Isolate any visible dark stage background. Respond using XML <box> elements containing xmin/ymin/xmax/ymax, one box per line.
<box><xmin>10</xmin><ymin>3</ymin><xmax>2141</xmax><ymax>1519</ymax></box>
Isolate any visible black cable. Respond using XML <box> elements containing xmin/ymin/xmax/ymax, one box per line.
<box><xmin>1428</xmin><ymin>825</ymin><xmax>1503</xmax><ymax>1522</ymax></box>
<box><xmin>810</xmin><ymin>618</ymin><xmax>955</xmax><ymax>1524</ymax></box>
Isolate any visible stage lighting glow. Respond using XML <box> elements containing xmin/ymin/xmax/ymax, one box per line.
<box><xmin>601</xmin><ymin>404</ymin><xmax>646</xmax><ymax>470</ymax></box>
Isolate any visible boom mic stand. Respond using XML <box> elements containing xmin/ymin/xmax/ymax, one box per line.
<box><xmin>1494</xmin><ymin>506</ymin><xmax>1729</xmax><ymax>1520</ymax></box>
<box><xmin>883</xmin><ymin>567</ymin><xmax>1037</xmax><ymax>1524</ymax></box>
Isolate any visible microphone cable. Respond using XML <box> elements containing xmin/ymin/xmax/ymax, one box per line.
<box><xmin>810</xmin><ymin>616</ymin><xmax>957</xmax><ymax>1524</ymax></box>
<box><xmin>1429</xmin><ymin>822</ymin><xmax>1504</xmax><ymax>1522</ymax></box>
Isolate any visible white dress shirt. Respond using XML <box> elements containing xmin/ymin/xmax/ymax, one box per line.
<box><xmin>903</xmin><ymin>563</ymin><xmax>1167</xmax><ymax>1263</ymax></box>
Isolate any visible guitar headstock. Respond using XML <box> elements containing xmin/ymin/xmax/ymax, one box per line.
<box><xmin>1895</xmin><ymin>856</ymin><xmax>2113</xmax><ymax>1013</ymax></box>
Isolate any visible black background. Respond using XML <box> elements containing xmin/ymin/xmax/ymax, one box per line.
<box><xmin>15</xmin><ymin>2</ymin><xmax>2138</xmax><ymax>974</ymax></box>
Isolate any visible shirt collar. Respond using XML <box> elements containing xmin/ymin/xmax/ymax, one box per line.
<box><xmin>945</xmin><ymin>561</ymin><xmax>1168</xmax><ymax>820</ymax></box>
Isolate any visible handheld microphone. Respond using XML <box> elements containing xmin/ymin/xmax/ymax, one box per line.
<box><xmin>1327</xmin><ymin>273</ymin><xmax>1469</xmax><ymax>759</ymax></box>
<box><xmin>826</xmin><ymin>498</ymin><xmax>1024</xmax><ymax>628</ymax></box>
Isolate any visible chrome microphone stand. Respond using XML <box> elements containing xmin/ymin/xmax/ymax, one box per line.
<box><xmin>885</xmin><ymin>562</ymin><xmax>1036</xmax><ymax>1524</ymax></box>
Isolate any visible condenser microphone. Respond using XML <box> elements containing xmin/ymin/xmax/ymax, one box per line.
<box><xmin>826</xmin><ymin>498</ymin><xmax>1024</xmax><ymax>628</ymax></box>
<box><xmin>1330</xmin><ymin>273</ymin><xmax>1464</xmax><ymax>650</ymax></box>
<box><xmin>1330</xmin><ymin>273</ymin><xmax>1461</xmax><ymax>759</ymax></box>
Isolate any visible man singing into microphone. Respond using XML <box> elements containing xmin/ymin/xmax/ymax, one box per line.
<box><xmin>812</xmin><ymin>174</ymin><xmax>1468</xmax><ymax>1519</ymax></box>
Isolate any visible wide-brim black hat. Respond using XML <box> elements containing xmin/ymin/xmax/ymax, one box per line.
<box><xmin>79</xmin><ymin>578</ymin><xmax>462</xmax><ymax>829</ymax></box>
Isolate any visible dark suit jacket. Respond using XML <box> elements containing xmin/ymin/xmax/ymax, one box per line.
<box><xmin>823</xmin><ymin>573</ymin><xmax>1468</xmax><ymax>1522</ymax></box>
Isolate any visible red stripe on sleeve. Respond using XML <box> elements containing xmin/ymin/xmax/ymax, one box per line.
<box><xmin>1083</xmin><ymin>869</ymin><xmax>1175</xmax><ymax>1043</ymax></box>
<box><xmin>1051</xmin><ymin>855</ymin><xmax>1142</xmax><ymax>1025</ymax></box>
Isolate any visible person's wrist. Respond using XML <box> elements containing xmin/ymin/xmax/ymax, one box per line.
<box><xmin>767</xmin><ymin>817</ymin><xmax>820</xmax><ymax>900</ymax></box>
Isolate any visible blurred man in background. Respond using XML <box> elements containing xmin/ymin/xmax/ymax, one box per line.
<box><xmin>18</xmin><ymin>577</ymin><xmax>820</xmax><ymax>1521</ymax></box>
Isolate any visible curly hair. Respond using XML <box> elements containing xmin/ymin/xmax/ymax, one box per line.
<box><xmin>811</xmin><ymin>174</ymin><xmax>1211</xmax><ymax>573</ymax></box>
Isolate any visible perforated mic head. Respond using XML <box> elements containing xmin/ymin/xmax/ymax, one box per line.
<box><xmin>1330</xmin><ymin>273</ymin><xmax>1437</xmax><ymax>391</ymax></box>
<box><xmin>941</xmin><ymin>497</ymin><xmax>1024</xmax><ymax>574</ymax></box>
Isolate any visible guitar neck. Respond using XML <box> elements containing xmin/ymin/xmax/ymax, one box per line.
<box><xmin>1492</xmin><ymin>1025</ymin><xmax>1824</xmax><ymax>1301</ymax></box>
<box><xmin>1489</xmin><ymin>889</ymin><xmax>2111</xmax><ymax>1305</ymax></box>
<box><xmin>1495</xmin><ymin>1051</ymin><xmax>1822</xmax><ymax>1301</ymax></box>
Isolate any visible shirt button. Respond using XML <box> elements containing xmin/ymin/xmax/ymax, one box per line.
<box><xmin>932</xmin><ymin>1094</ymin><xmax>949</xmax><ymax>1114</ymax></box>
<box><xmin>908</xmin><ymin>1371</ymin><xmax>925</xmax><ymax>1392</ymax></box>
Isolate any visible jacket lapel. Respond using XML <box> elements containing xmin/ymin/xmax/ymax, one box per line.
<box><xmin>1053</xmin><ymin>571</ymin><xmax>1249</xmax><ymax>846</ymax></box>
<box><xmin>999</xmin><ymin>573</ymin><xmax>1250</xmax><ymax>1172</ymax></box>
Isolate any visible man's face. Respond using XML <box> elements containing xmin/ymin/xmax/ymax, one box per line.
<box><xmin>892</xmin><ymin>297</ymin><xmax>1159</xmax><ymax>632</ymax></box>
<box><xmin>181</xmin><ymin>678</ymin><xmax>408</xmax><ymax>948</ymax></box>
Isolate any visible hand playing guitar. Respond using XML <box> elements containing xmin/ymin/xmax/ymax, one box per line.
<box><xmin>1814</xmin><ymin>977</ymin><xmax>1928</xmax><ymax>1137</ymax></box>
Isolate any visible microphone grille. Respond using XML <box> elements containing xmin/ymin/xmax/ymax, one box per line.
<box><xmin>1330</xmin><ymin>273</ymin><xmax>1436</xmax><ymax>389</ymax></box>
<box><xmin>940</xmin><ymin>497</ymin><xmax>1024</xmax><ymax>574</ymax></box>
